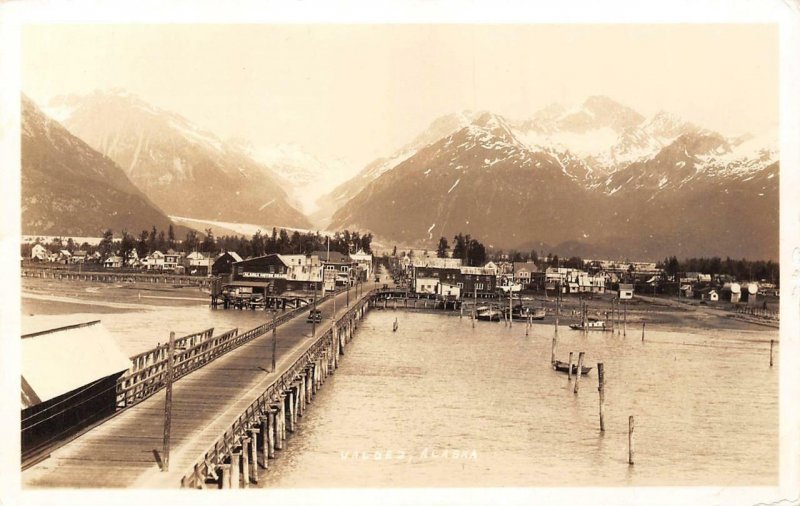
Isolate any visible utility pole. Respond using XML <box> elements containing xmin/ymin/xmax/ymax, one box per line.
<box><xmin>161</xmin><ymin>331</ymin><xmax>175</xmax><ymax>472</ymax></box>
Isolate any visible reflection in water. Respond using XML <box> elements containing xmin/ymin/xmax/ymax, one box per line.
<box><xmin>259</xmin><ymin>311</ymin><xmax>778</xmax><ymax>487</ymax></box>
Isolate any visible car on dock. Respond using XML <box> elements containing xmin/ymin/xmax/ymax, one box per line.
<box><xmin>307</xmin><ymin>309</ymin><xmax>322</xmax><ymax>323</ymax></box>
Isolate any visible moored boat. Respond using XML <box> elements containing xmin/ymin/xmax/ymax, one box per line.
<box><xmin>569</xmin><ymin>317</ymin><xmax>607</xmax><ymax>331</ymax></box>
<box><xmin>476</xmin><ymin>308</ymin><xmax>502</xmax><ymax>321</ymax></box>
<box><xmin>552</xmin><ymin>360</ymin><xmax>593</xmax><ymax>375</ymax></box>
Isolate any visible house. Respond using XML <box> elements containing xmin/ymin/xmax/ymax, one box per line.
<box><xmin>482</xmin><ymin>261</ymin><xmax>500</xmax><ymax>275</ymax></box>
<box><xmin>680</xmin><ymin>284</ymin><xmax>694</xmax><ymax>298</ymax></box>
<box><xmin>696</xmin><ymin>287</ymin><xmax>719</xmax><ymax>301</ymax></box>
<box><xmin>57</xmin><ymin>250</ymin><xmax>72</xmax><ymax>264</ymax></box>
<box><xmin>411</xmin><ymin>256</ymin><xmax>462</xmax><ymax>269</ymax></box>
<box><xmin>618</xmin><ymin>283</ymin><xmax>634</xmax><ymax>300</ymax></box>
<box><xmin>163</xmin><ymin>249</ymin><xmax>181</xmax><ymax>271</ymax></box>
<box><xmin>145</xmin><ymin>250</ymin><xmax>166</xmax><ymax>270</ymax></box>
<box><xmin>184</xmin><ymin>251</ymin><xmax>213</xmax><ymax>275</ymax></box>
<box><xmin>125</xmin><ymin>249</ymin><xmax>141</xmax><ymax>267</ymax></box>
<box><xmin>31</xmin><ymin>244</ymin><xmax>48</xmax><ymax>261</ymax></box>
<box><xmin>70</xmin><ymin>250</ymin><xmax>88</xmax><ymax>264</ymax></box>
<box><xmin>212</xmin><ymin>251</ymin><xmax>243</xmax><ymax>276</ymax></box>
<box><xmin>512</xmin><ymin>262</ymin><xmax>539</xmax><ymax>287</ymax></box>
<box><xmin>103</xmin><ymin>255</ymin><xmax>122</xmax><ymax>269</ymax></box>
<box><xmin>21</xmin><ymin>318</ymin><xmax>131</xmax><ymax>460</ymax></box>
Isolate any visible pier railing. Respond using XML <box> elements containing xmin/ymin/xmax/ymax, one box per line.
<box><xmin>115</xmin><ymin>293</ymin><xmax>335</xmax><ymax>408</ymax></box>
<box><xmin>180</xmin><ymin>289</ymin><xmax>378</xmax><ymax>487</ymax></box>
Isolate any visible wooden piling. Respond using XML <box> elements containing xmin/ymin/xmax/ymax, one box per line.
<box><xmin>770</xmin><ymin>339</ymin><xmax>774</xmax><ymax>367</ymax></box>
<box><xmin>623</xmin><ymin>302</ymin><xmax>627</xmax><ymax>336</ymax></box>
<box><xmin>249</xmin><ymin>430</ymin><xmax>259</xmax><ymax>483</ymax></box>
<box><xmin>268</xmin><ymin>410</ymin><xmax>277</xmax><ymax>455</ymax></box>
<box><xmin>260</xmin><ymin>416</ymin><xmax>271</xmax><ymax>465</ymax></box>
<box><xmin>221</xmin><ymin>464</ymin><xmax>231</xmax><ymax>489</ymax></box>
<box><xmin>573</xmin><ymin>351</ymin><xmax>585</xmax><ymax>394</ymax></box>
<box><xmin>628</xmin><ymin>415</ymin><xmax>635</xmax><ymax>465</ymax></box>
<box><xmin>241</xmin><ymin>437</ymin><xmax>250</xmax><ymax>488</ymax></box>
<box><xmin>641</xmin><ymin>322</ymin><xmax>645</xmax><ymax>342</ymax></box>
<box><xmin>597</xmin><ymin>363</ymin><xmax>605</xmax><ymax>432</ymax></box>
<box><xmin>567</xmin><ymin>351</ymin><xmax>574</xmax><ymax>381</ymax></box>
<box><xmin>231</xmin><ymin>451</ymin><xmax>241</xmax><ymax>489</ymax></box>
<box><xmin>551</xmin><ymin>333</ymin><xmax>557</xmax><ymax>366</ymax></box>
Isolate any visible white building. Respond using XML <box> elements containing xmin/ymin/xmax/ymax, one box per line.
<box><xmin>31</xmin><ymin>244</ymin><xmax>48</xmax><ymax>261</ymax></box>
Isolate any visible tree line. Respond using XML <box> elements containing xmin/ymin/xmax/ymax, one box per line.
<box><xmin>27</xmin><ymin>225</ymin><xmax>373</xmax><ymax>261</ymax></box>
<box><xmin>657</xmin><ymin>255</ymin><xmax>779</xmax><ymax>283</ymax></box>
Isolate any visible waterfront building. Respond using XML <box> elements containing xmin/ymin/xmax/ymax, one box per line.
<box><xmin>212</xmin><ymin>251</ymin><xmax>243</xmax><ymax>276</ymax></box>
<box><xmin>349</xmin><ymin>250</ymin><xmax>374</xmax><ymax>281</ymax></box>
<box><xmin>229</xmin><ymin>253</ymin><xmax>324</xmax><ymax>295</ymax></box>
<box><xmin>21</xmin><ymin>319</ymin><xmax>130</xmax><ymax>460</ymax></box>
<box><xmin>618</xmin><ymin>283</ymin><xmax>634</xmax><ymax>300</ymax></box>
<box><xmin>310</xmin><ymin>250</ymin><xmax>358</xmax><ymax>292</ymax></box>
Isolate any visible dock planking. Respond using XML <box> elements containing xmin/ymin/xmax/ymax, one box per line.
<box><xmin>22</xmin><ymin>283</ymin><xmax>380</xmax><ymax>489</ymax></box>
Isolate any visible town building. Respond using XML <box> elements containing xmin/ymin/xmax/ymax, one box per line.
<box><xmin>163</xmin><ymin>249</ymin><xmax>181</xmax><ymax>271</ymax></box>
<box><xmin>31</xmin><ymin>244</ymin><xmax>47</xmax><ymax>261</ymax></box>
<box><xmin>185</xmin><ymin>251</ymin><xmax>213</xmax><ymax>275</ymax></box>
<box><xmin>103</xmin><ymin>255</ymin><xmax>122</xmax><ymax>269</ymax></box>
<box><xmin>228</xmin><ymin>253</ymin><xmax>323</xmax><ymax>296</ymax></box>
<box><xmin>310</xmin><ymin>251</ymin><xmax>358</xmax><ymax>292</ymax></box>
<box><xmin>212</xmin><ymin>251</ymin><xmax>243</xmax><ymax>276</ymax></box>
<box><xmin>512</xmin><ymin>261</ymin><xmax>539</xmax><ymax>287</ymax></box>
<box><xmin>349</xmin><ymin>250</ymin><xmax>374</xmax><ymax>282</ymax></box>
<box><xmin>21</xmin><ymin>319</ymin><xmax>131</xmax><ymax>460</ymax></box>
<box><xmin>618</xmin><ymin>283</ymin><xmax>634</xmax><ymax>300</ymax></box>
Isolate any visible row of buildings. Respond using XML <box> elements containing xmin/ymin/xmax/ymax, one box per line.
<box><xmin>220</xmin><ymin>250</ymin><xmax>374</xmax><ymax>297</ymax></box>
<box><xmin>402</xmin><ymin>256</ymin><xmax>611</xmax><ymax>299</ymax></box>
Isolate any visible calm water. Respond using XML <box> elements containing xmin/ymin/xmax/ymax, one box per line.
<box><xmin>259</xmin><ymin>310</ymin><xmax>778</xmax><ymax>487</ymax></box>
<box><xmin>21</xmin><ymin>297</ymin><xmax>272</xmax><ymax>356</ymax></box>
<box><xmin>21</xmin><ymin>295</ymin><xmax>779</xmax><ymax>486</ymax></box>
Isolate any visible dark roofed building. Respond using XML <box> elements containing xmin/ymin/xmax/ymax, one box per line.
<box><xmin>21</xmin><ymin>319</ymin><xmax>131</xmax><ymax>462</ymax></box>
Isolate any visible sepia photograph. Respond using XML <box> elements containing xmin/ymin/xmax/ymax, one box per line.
<box><xmin>1</xmin><ymin>1</ymin><xmax>798</xmax><ymax>505</ymax></box>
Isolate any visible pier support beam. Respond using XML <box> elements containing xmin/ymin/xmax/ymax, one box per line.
<box><xmin>241</xmin><ymin>437</ymin><xmax>251</xmax><ymax>488</ymax></box>
<box><xmin>230</xmin><ymin>451</ymin><xmax>241</xmax><ymax>489</ymax></box>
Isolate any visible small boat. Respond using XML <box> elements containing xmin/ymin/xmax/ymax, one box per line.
<box><xmin>504</xmin><ymin>305</ymin><xmax>546</xmax><ymax>321</ymax></box>
<box><xmin>569</xmin><ymin>317</ymin><xmax>607</xmax><ymax>331</ymax></box>
<box><xmin>476</xmin><ymin>308</ymin><xmax>502</xmax><ymax>321</ymax></box>
<box><xmin>552</xmin><ymin>360</ymin><xmax>593</xmax><ymax>375</ymax></box>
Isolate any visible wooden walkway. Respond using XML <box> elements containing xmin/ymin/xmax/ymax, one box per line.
<box><xmin>21</xmin><ymin>284</ymin><xmax>377</xmax><ymax>488</ymax></box>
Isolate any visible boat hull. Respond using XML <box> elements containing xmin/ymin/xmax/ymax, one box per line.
<box><xmin>552</xmin><ymin>360</ymin><xmax>592</xmax><ymax>375</ymax></box>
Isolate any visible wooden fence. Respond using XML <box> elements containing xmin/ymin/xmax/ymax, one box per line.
<box><xmin>115</xmin><ymin>293</ymin><xmax>334</xmax><ymax>408</ymax></box>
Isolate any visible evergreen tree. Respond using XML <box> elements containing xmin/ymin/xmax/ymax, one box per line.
<box><xmin>168</xmin><ymin>224</ymin><xmax>176</xmax><ymax>249</ymax></box>
<box><xmin>98</xmin><ymin>229</ymin><xmax>114</xmax><ymax>259</ymax></box>
<box><xmin>436</xmin><ymin>237</ymin><xmax>450</xmax><ymax>258</ymax></box>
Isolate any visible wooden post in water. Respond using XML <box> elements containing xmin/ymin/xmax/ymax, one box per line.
<box><xmin>573</xmin><ymin>351</ymin><xmax>585</xmax><ymax>394</ymax></box>
<box><xmin>628</xmin><ymin>416</ymin><xmax>635</xmax><ymax>465</ymax></box>
<box><xmin>473</xmin><ymin>285</ymin><xmax>477</xmax><ymax>328</ymax></box>
<box><xmin>231</xmin><ymin>450</ymin><xmax>241</xmax><ymax>489</ymax></box>
<box><xmin>597</xmin><ymin>363</ymin><xmax>605</xmax><ymax>432</ymax></box>
<box><xmin>509</xmin><ymin>288</ymin><xmax>513</xmax><ymax>328</ymax></box>
<box><xmin>551</xmin><ymin>333</ymin><xmax>557</xmax><ymax>366</ymax></box>
<box><xmin>567</xmin><ymin>351</ymin><xmax>574</xmax><ymax>381</ymax></box>
<box><xmin>641</xmin><ymin>322</ymin><xmax>645</xmax><ymax>342</ymax></box>
<box><xmin>770</xmin><ymin>339</ymin><xmax>774</xmax><ymax>367</ymax></box>
<box><xmin>161</xmin><ymin>331</ymin><xmax>175</xmax><ymax>471</ymax></box>
<box><xmin>623</xmin><ymin>301</ymin><xmax>627</xmax><ymax>337</ymax></box>
<box><xmin>260</xmin><ymin>416</ymin><xmax>270</xmax><ymax>467</ymax></box>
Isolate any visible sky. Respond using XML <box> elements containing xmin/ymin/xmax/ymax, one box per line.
<box><xmin>22</xmin><ymin>24</ymin><xmax>778</xmax><ymax>171</ymax></box>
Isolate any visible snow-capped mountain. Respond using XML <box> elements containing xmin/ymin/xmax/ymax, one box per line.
<box><xmin>233</xmin><ymin>140</ymin><xmax>354</xmax><ymax>218</ymax></box>
<box><xmin>49</xmin><ymin>89</ymin><xmax>311</xmax><ymax>229</ymax></box>
<box><xmin>21</xmin><ymin>95</ymin><xmax>180</xmax><ymax>236</ymax></box>
<box><xmin>315</xmin><ymin>111</ymin><xmax>481</xmax><ymax>227</ymax></box>
<box><xmin>328</xmin><ymin>97</ymin><xmax>778</xmax><ymax>260</ymax></box>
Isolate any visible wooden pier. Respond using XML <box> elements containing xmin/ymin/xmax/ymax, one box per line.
<box><xmin>21</xmin><ymin>285</ymin><xmax>380</xmax><ymax>488</ymax></box>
